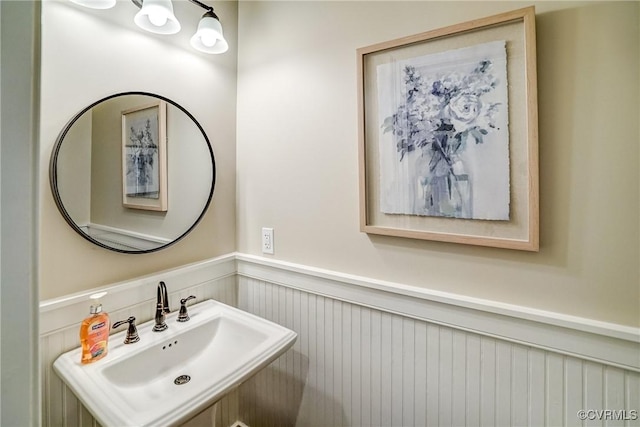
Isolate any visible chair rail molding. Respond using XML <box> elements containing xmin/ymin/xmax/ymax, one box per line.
<box><xmin>41</xmin><ymin>253</ymin><xmax>639</xmax><ymax>370</ymax></box>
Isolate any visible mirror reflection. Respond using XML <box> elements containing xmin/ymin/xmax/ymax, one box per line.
<box><xmin>50</xmin><ymin>92</ymin><xmax>215</xmax><ymax>253</ymax></box>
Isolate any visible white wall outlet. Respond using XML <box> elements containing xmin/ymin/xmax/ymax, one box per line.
<box><xmin>261</xmin><ymin>227</ymin><xmax>274</xmax><ymax>254</ymax></box>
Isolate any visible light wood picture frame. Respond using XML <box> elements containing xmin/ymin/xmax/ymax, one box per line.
<box><xmin>357</xmin><ymin>7</ymin><xmax>539</xmax><ymax>251</ymax></box>
<box><xmin>121</xmin><ymin>100</ymin><xmax>168</xmax><ymax>211</ymax></box>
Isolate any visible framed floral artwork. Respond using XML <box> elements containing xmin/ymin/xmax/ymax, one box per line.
<box><xmin>357</xmin><ymin>7</ymin><xmax>539</xmax><ymax>251</ymax></box>
<box><xmin>122</xmin><ymin>101</ymin><xmax>168</xmax><ymax>211</ymax></box>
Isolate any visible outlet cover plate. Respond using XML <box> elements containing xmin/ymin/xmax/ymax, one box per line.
<box><xmin>262</xmin><ymin>227</ymin><xmax>274</xmax><ymax>254</ymax></box>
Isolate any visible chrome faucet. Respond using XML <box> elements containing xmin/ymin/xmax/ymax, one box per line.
<box><xmin>177</xmin><ymin>295</ymin><xmax>196</xmax><ymax>322</ymax></box>
<box><xmin>153</xmin><ymin>281</ymin><xmax>170</xmax><ymax>332</ymax></box>
<box><xmin>112</xmin><ymin>316</ymin><xmax>140</xmax><ymax>344</ymax></box>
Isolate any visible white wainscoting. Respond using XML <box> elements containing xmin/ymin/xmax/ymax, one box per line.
<box><xmin>40</xmin><ymin>254</ymin><xmax>640</xmax><ymax>427</ymax></box>
<box><xmin>235</xmin><ymin>255</ymin><xmax>639</xmax><ymax>372</ymax></box>
<box><xmin>235</xmin><ymin>255</ymin><xmax>640</xmax><ymax>427</ymax></box>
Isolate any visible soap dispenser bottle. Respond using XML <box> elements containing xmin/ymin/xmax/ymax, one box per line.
<box><xmin>80</xmin><ymin>291</ymin><xmax>110</xmax><ymax>364</ymax></box>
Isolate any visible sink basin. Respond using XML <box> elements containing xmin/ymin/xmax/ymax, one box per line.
<box><xmin>53</xmin><ymin>299</ymin><xmax>297</xmax><ymax>426</ymax></box>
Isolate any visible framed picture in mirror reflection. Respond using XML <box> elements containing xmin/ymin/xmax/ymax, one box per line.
<box><xmin>121</xmin><ymin>101</ymin><xmax>168</xmax><ymax>211</ymax></box>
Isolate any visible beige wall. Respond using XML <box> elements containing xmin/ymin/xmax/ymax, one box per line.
<box><xmin>236</xmin><ymin>1</ymin><xmax>639</xmax><ymax>326</ymax></box>
<box><xmin>39</xmin><ymin>0</ymin><xmax>238</xmax><ymax>300</ymax></box>
<box><xmin>57</xmin><ymin>111</ymin><xmax>92</xmax><ymax>225</ymax></box>
<box><xmin>39</xmin><ymin>1</ymin><xmax>639</xmax><ymax>326</ymax></box>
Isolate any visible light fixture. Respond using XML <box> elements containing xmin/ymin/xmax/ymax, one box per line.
<box><xmin>69</xmin><ymin>0</ymin><xmax>228</xmax><ymax>54</ymax></box>
<box><xmin>70</xmin><ymin>0</ymin><xmax>116</xmax><ymax>9</ymax></box>
<box><xmin>190</xmin><ymin>10</ymin><xmax>228</xmax><ymax>54</ymax></box>
<box><xmin>134</xmin><ymin>0</ymin><xmax>181</xmax><ymax>35</ymax></box>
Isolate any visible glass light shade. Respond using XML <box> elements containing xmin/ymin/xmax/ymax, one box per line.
<box><xmin>134</xmin><ymin>0</ymin><xmax>181</xmax><ymax>35</ymax></box>
<box><xmin>70</xmin><ymin>0</ymin><xmax>116</xmax><ymax>9</ymax></box>
<box><xmin>190</xmin><ymin>14</ymin><xmax>229</xmax><ymax>54</ymax></box>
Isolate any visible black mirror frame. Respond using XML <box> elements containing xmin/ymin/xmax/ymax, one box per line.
<box><xmin>49</xmin><ymin>91</ymin><xmax>216</xmax><ymax>254</ymax></box>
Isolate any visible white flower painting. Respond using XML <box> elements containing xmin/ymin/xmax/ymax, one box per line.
<box><xmin>377</xmin><ymin>40</ymin><xmax>510</xmax><ymax>220</ymax></box>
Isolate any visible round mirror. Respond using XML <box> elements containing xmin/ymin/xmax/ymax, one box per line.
<box><xmin>50</xmin><ymin>92</ymin><xmax>215</xmax><ymax>254</ymax></box>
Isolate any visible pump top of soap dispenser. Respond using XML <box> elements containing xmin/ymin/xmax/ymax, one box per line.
<box><xmin>89</xmin><ymin>291</ymin><xmax>107</xmax><ymax>314</ymax></box>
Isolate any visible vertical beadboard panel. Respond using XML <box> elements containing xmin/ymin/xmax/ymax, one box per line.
<box><xmin>451</xmin><ymin>330</ymin><xmax>466</xmax><ymax>427</ymax></box>
<box><xmin>426</xmin><ymin>323</ymin><xmax>440</xmax><ymax>427</ymax></box>
<box><xmin>343</xmin><ymin>301</ymin><xmax>354</xmax><ymax>425</ymax></box>
<box><xmin>359</xmin><ymin>307</ymin><xmax>372</xmax><ymax>427</ymax></box>
<box><xmin>237</xmin><ymin>275</ymin><xmax>640</xmax><ymax>427</ymax></box>
<box><xmin>330</xmin><ymin>299</ymin><xmax>342</xmax><ymax>427</ymax></box>
<box><xmin>605</xmin><ymin>367</ymin><xmax>626</xmax><ymax>427</ymax></box>
<box><xmin>307</xmin><ymin>292</ymin><xmax>319</xmax><ymax>424</ymax></box>
<box><xmin>317</xmin><ymin>294</ymin><xmax>327</xmax><ymax>425</ymax></box>
<box><xmin>413</xmin><ymin>321</ymin><xmax>428</xmax><ymax>427</ymax></box>
<box><xmin>480</xmin><ymin>337</ymin><xmax>496</xmax><ymax>427</ymax></box>
<box><xmin>369</xmin><ymin>309</ymin><xmax>382</xmax><ymax>427</ymax></box>
<box><xmin>390</xmin><ymin>314</ymin><xmax>403</xmax><ymax>427</ymax></box>
<box><xmin>465</xmin><ymin>334</ymin><xmax>481</xmax><ymax>426</ymax></box>
<box><xmin>438</xmin><ymin>327</ymin><xmax>453</xmax><ymax>427</ymax></box>
<box><xmin>496</xmin><ymin>341</ymin><xmax>512</xmax><ymax>426</ymax></box>
<box><xmin>584</xmin><ymin>361</ymin><xmax>604</xmax><ymax>427</ymax></box>
<box><xmin>47</xmin><ymin>332</ymin><xmax>65</xmax><ymax>427</ymax></box>
<box><xmin>62</xmin><ymin>327</ymin><xmax>81</xmax><ymax>427</ymax></box>
<box><xmin>547</xmin><ymin>353</ymin><xmax>566</xmax><ymax>426</ymax></box>
<box><xmin>351</xmin><ymin>305</ymin><xmax>362</xmax><ymax>426</ymax></box>
<box><xmin>528</xmin><ymin>348</ymin><xmax>547</xmax><ymax>427</ymax></box>
<box><xmin>402</xmin><ymin>317</ymin><xmax>415</xmax><ymax>427</ymax></box>
<box><xmin>626</xmin><ymin>373</ymin><xmax>640</xmax><ymax>427</ymax></box>
<box><xmin>379</xmin><ymin>312</ymin><xmax>393</xmax><ymax>427</ymax></box>
<box><xmin>565</xmin><ymin>358</ymin><xmax>584</xmax><ymax>427</ymax></box>
<box><xmin>511</xmin><ymin>345</ymin><xmax>529</xmax><ymax>427</ymax></box>
<box><xmin>41</xmin><ymin>276</ymin><xmax>237</xmax><ymax>427</ymax></box>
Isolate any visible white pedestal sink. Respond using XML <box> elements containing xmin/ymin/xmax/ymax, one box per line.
<box><xmin>53</xmin><ymin>299</ymin><xmax>297</xmax><ymax>427</ymax></box>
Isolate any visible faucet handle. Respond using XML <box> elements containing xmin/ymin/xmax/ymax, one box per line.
<box><xmin>177</xmin><ymin>296</ymin><xmax>196</xmax><ymax>322</ymax></box>
<box><xmin>112</xmin><ymin>316</ymin><xmax>140</xmax><ymax>344</ymax></box>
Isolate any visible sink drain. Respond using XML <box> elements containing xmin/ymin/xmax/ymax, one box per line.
<box><xmin>174</xmin><ymin>375</ymin><xmax>191</xmax><ymax>385</ymax></box>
